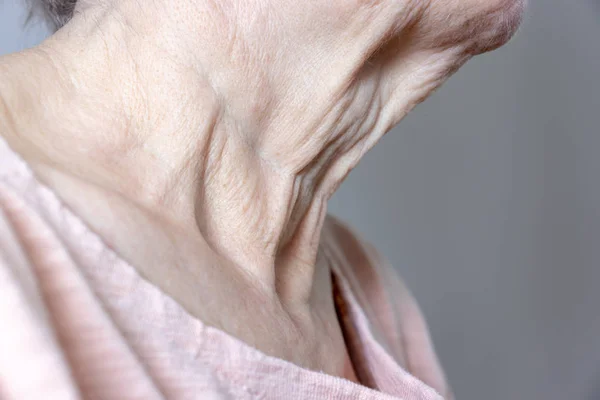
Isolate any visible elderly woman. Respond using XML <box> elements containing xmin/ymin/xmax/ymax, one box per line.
<box><xmin>0</xmin><ymin>0</ymin><xmax>522</xmax><ymax>398</ymax></box>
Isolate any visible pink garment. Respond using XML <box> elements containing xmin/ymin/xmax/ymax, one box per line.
<box><xmin>0</xmin><ymin>135</ymin><xmax>451</xmax><ymax>400</ymax></box>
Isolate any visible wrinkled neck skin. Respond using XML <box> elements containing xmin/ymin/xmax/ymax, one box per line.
<box><xmin>0</xmin><ymin>0</ymin><xmax>523</xmax><ymax>305</ymax></box>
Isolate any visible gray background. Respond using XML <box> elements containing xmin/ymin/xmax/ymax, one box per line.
<box><xmin>2</xmin><ymin>0</ymin><xmax>599</xmax><ymax>399</ymax></box>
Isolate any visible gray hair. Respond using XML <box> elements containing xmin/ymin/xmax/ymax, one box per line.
<box><xmin>28</xmin><ymin>0</ymin><xmax>77</xmax><ymax>30</ymax></box>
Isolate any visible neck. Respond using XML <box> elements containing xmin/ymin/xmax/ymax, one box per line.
<box><xmin>0</xmin><ymin>1</ymin><xmax>397</xmax><ymax>289</ymax></box>
<box><xmin>1</xmin><ymin>0</ymin><xmax>513</xmax><ymax>294</ymax></box>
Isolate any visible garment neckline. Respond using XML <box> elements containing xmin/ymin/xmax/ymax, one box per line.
<box><xmin>0</xmin><ymin>133</ymin><xmax>443</xmax><ymax>399</ymax></box>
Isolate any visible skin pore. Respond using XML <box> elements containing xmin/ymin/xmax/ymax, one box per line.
<box><xmin>0</xmin><ymin>0</ymin><xmax>522</xmax><ymax>381</ymax></box>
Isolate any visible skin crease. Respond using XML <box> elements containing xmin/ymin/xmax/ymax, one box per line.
<box><xmin>0</xmin><ymin>0</ymin><xmax>523</xmax><ymax>383</ymax></box>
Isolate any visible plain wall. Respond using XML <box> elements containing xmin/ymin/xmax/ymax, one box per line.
<box><xmin>2</xmin><ymin>0</ymin><xmax>599</xmax><ymax>399</ymax></box>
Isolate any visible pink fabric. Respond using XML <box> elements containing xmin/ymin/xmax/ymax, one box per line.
<box><xmin>0</xmin><ymin>135</ymin><xmax>451</xmax><ymax>400</ymax></box>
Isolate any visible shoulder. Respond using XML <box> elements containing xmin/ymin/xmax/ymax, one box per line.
<box><xmin>0</xmin><ymin>194</ymin><xmax>83</xmax><ymax>398</ymax></box>
<box><xmin>0</xmin><ymin>136</ymin><xmax>92</xmax><ymax>397</ymax></box>
<box><xmin>323</xmin><ymin>214</ymin><xmax>453</xmax><ymax>399</ymax></box>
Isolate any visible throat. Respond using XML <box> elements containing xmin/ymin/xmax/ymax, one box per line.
<box><xmin>0</xmin><ymin>16</ymin><xmax>367</xmax><ymax>310</ymax></box>
<box><xmin>26</xmin><ymin>165</ymin><xmax>356</xmax><ymax>379</ymax></box>
<box><xmin>192</xmin><ymin>129</ymin><xmax>331</xmax><ymax>286</ymax></box>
